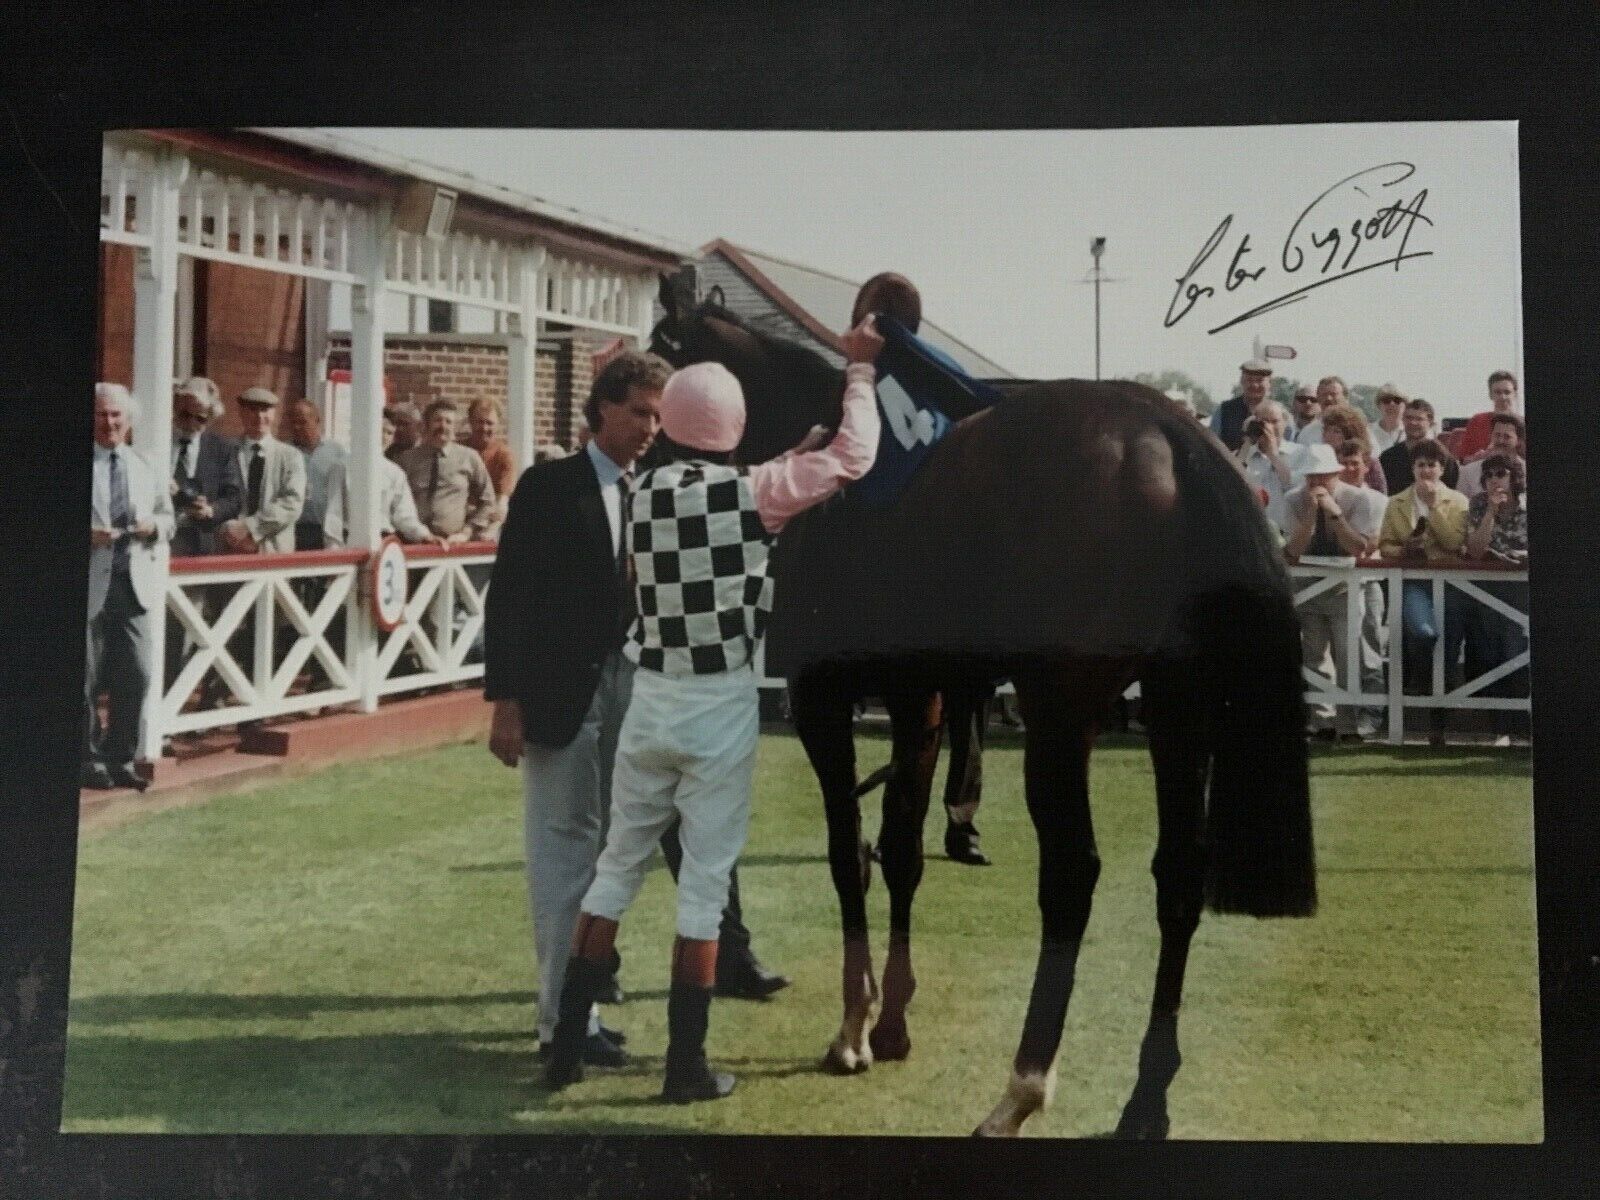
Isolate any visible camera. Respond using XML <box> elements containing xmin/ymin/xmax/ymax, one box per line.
<box><xmin>1242</xmin><ymin>417</ymin><xmax>1266</xmax><ymax>440</ymax></box>
<box><xmin>175</xmin><ymin>481</ymin><xmax>203</xmax><ymax>512</ymax></box>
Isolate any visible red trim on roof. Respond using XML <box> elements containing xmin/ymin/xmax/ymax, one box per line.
<box><xmin>140</xmin><ymin>129</ymin><xmax>397</xmax><ymax>201</ymax></box>
<box><xmin>700</xmin><ymin>239</ymin><xmax>846</xmax><ymax>354</ymax></box>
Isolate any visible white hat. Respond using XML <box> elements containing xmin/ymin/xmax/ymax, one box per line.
<box><xmin>1300</xmin><ymin>442</ymin><xmax>1341</xmax><ymax>475</ymax></box>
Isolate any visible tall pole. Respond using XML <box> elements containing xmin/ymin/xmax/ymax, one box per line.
<box><xmin>1089</xmin><ymin>237</ymin><xmax>1106</xmax><ymax>381</ymax></box>
<box><xmin>1094</xmin><ymin>269</ymin><xmax>1102</xmax><ymax>381</ymax></box>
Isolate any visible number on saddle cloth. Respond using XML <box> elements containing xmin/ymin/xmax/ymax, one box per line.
<box><xmin>849</xmin><ymin>314</ymin><xmax>1005</xmax><ymax>507</ymax></box>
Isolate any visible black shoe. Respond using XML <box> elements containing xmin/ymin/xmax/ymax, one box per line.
<box><xmin>662</xmin><ymin>1065</ymin><xmax>737</xmax><ymax>1103</ymax></box>
<box><xmin>81</xmin><ymin>763</ymin><xmax>114</xmax><ymax>790</ymax></box>
<box><xmin>598</xmin><ymin>1023</ymin><xmax>628</xmax><ymax>1047</ymax></box>
<box><xmin>107</xmin><ymin>763</ymin><xmax>148</xmax><ymax>792</ymax></box>
<box><xmin>715</xmin><ymin>961</ymin><xmax>791</xmax><ymax>1000</ymax></box>
<box><xmin>538</xmin><ymin>1031</ymin><xmax>629</xmax><ymax>1067</ymax></box>
<box><xmin>944</xmin><ymin>820</ymin><xmax>991</xmax><ymax>866</ymax></box>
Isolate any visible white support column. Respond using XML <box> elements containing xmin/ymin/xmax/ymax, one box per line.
<box><xmin>1387</xmin><ymin>568</ymin><xmax>1405</xmax><ymax>744</ymax></box>
<box><xmin>349</xmin><ymin>203</ymin><xmax>392</xmax><ymax>712</ymax></box>
<box><xmin>134</xmin><ymin>148</ymin><xmax>184</xmax><ymax>764</ymax></box>
<box><xmin>633</xmin><ymin>272</ymin><xmax>657</xmax><ymax>350</ymax></box>
<box><xmin>505</xmin><ymin>246</ymin><xmax>543</xmax><ymax>473</ymax></box>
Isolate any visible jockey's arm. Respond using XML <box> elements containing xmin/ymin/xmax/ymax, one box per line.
<box><xmin>749</xmin><ymin>362</ymin><xmax>881</xmax><ymax>535</ymax></box>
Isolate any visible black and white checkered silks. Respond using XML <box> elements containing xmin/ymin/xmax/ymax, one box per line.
<box><xmin>624</xmin><ymin>461</ymin><xmax>774</xmax><ymax>676</ymax></box>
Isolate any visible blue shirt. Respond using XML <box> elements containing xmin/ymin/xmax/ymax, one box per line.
<box><xmin>586</xmin><ymin>439</ymin><xmax>629</xmax><ymax>551</ymax></box>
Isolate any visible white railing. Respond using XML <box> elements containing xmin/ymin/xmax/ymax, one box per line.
<box><xmin>1288</xmin><ymin>559</ymin><xmax>1530</xmax><ymax>742</ymax></box>
<box><xmin>537</xmin><ymin>253</ymin><xmax>654</xmax><ymax>338</ymax></box>
<box><xmin>161</xmin><ymin>544</ymin><xmax>493</xmax><ymax>738</ymax></box>
<box><xmin>372</xmin><ymin>547</ymin><xmax>493</xmax><ymax>697</ymax></box>
<box><xmin>164</xmin><ymin>550</ymin><xmax>365</xmax><ymax>734</ymax></box>
<box><xmin>153</xmin><ymin>552</ymin><xmax>1529</xmax><ymax>749</ymax></box>
<box><xmin>387</xmin><ymin>229</ymin><xmax>520</xmax><ymax>314</ymax></box>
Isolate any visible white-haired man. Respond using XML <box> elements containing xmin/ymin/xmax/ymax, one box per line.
<box><xmin>1237</xmin><ymin>399</ymin><xmax>1309</xmax><ymax>533</ymax></box>
<box><xmin>85</xmin><ymin>384</ymin><xmax>174</xmax><ymax>790</ymax></box>
<box><xmin>169</xmin><ymin>376</ymin><xmax>243</xmax><ymax>557</ymax></box>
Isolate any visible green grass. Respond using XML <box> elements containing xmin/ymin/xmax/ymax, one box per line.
<box><xmin>61</xmin><ymin>729</ymin><xmax>1541</xmax><ymax>1139</ymax></box>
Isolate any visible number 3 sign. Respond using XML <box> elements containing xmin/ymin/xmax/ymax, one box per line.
<box><xmin>368</xmin><ymin>536</ymin><xmax>409</xmax><ymax>632</ymax></box>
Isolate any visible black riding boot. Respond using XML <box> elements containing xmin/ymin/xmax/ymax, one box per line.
<box><xmin>546</xmin><ymin>956</ymin><xmax>607</xmax><ymax>1088</ymax></box>
<box><xmin>944</xmin><ymin>818</ymin><xmax>991</xmax><ymax>866</ymax></box>
<box><xmin>661</xmin><ymin>983</ymin><xmax>736</xmax><ymax>1102</ymax></box>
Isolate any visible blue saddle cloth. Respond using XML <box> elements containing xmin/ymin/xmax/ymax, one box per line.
<box><xmin>848</xmin><ymin>315</ymin><xmax>1005</xmax><ymax>507</ymax></box>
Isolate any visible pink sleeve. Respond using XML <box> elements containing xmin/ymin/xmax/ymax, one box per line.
<box><xmin>750</xmin><ymin>363</ymin><xmax>881</xmax><ymax>534</ymax></box>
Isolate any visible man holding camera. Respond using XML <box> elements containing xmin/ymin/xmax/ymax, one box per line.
<box><xmin>1209</xmin><ymin>358</ymin><xmax>1274</xmax><ymax>451</ymax></box>
<box><xmin>169</xmin><ymin>377</ymin><xmax>243</xmax><ymax>558</ymax></box>
<box><xmin>1237</xmin><ymin>398</ymin><xmax>1309</xmax><ymax>534</ymax></box>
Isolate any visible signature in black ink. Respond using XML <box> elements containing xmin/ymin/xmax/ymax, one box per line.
<box><xmin>1164</xmin><ymin>162</ymin><xmax>1434</xmax><ymax>336</ymax></box>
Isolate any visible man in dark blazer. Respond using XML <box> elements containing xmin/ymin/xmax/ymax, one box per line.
<box><xmin>169</xmin><ymin>377</ymin><xmax>243</xmax><ymax>557</ymax></box>
<box><xmin>486</xmin><ymin>352</ymin><xmax>786</xmax><ymax>1066</ymax></box>
<box><xmin>1379</xmin><ymin>394</ymin><xmax>1461</xmax><ymax>495</ymax></box>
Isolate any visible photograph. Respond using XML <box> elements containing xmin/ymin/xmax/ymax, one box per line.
<box><xmin>60</xmin><ymin>121</ymin><xmax>1539</xmax><ymax>1142</ymax></box>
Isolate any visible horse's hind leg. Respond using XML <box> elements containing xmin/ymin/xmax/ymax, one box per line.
<box><xmin>870</xmin><ymin>687</ymin><xmax>943</xmax><ymax>1062</ymax></box>
<box><xmin>1114</xmin><ymin>660</ymin><xmax>1207</xmax><ymax>1140</ymax></box>
<box><xmin>976</xmin><ymin>664</ymin><xmax>1109</xmax><ymax>1137</ymax></box>
<box><xmin>790</xmin><ymin>671</ymin><xmax>878</xmax><ymax>1073</ymax></box>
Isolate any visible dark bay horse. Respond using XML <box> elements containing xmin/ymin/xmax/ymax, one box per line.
<box><xmin>650</xmin><ymin>283</ymin><xmax>1316</xmax><ymax>1137</ymax></box>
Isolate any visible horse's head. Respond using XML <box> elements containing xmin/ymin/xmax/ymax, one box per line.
<box><xmin>651</xmin><ymin>273</ymin><xmax>844</xmax><ymax>467</ymax></box>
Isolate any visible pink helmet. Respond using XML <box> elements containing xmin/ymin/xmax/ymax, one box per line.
<box><xmin>660</xmin><ymin>362</ymin><xmax>746</xmax><ymax>453</ymax></box>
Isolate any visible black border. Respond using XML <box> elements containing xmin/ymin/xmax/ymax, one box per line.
<box><xmin>3</xmin><ymin>3</ymin><xmax>1597</xmax><ymax>1195</ymax></box>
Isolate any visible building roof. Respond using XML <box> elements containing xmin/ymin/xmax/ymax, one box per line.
<box><xmin>253</xmin><ymin>128</ymin><xmax>692</xmax><ymax>261</ymax></box>
<box><xmin>127</xmin><ymin>127</ymin><xmax>686</xmax><ymax>274</ymax></box>
<box><xmin>701</xmin><ymin>239</ymin><xmax>1015</xmax><ymax>378</ymax></box>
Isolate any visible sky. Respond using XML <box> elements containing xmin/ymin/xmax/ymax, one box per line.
<box><xmin>318</xmin><ymin>123</ymin><xmax>1522</xmax><ymax>419</ymax></box>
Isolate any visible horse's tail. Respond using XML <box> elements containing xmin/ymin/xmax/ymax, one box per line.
<box><xmin>1158</xmin><ymin>410</ymin><xmax>1317</xmax><ymax>919</ymax></box>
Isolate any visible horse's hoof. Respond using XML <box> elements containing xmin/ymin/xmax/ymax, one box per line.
<box><xmin>822</xmin><ymin>1041</ymin><xmax>872</xmax><ymax>1074</ymax></box>
<box><xmin>1113</xmin><ymin>1108</ymin><xmax>1170</xmax><ymax>1140</ymax></box>
<box><xmin>868</xmin><ymin>1024</ymin><xmax>911</xmax><ymax>1062</ymax></box>
<box><xmin>972</xmin><ymin>1118</ymin><xmax>1018</xmax><ymax>1138</ymax></box>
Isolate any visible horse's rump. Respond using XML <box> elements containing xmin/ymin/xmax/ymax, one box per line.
<box><xmin>767</xmin><ymin>380</ymin><xmax>1238</xmax><ymax>675</ymax></box>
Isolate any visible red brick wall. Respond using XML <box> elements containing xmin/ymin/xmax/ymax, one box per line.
<box><xmin>326</xmin><ymin>329</ymin><xmax>600</xmax><ymax>451</ymax></box>
<box><xmin>96</xmin><ymin>251</ymin><xmax>306</xmax><ymax>438</ymax></box>
<box><xmin>97</xmin><ymin>243</ymin><xmax>135</xmax><ymax>386</ymax></box>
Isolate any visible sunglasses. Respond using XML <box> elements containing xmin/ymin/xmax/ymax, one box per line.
<box><xmin>1379</xmin><ymin>396</ymin><xmax>1405</xmax><ymax>404</ymax></box>
<box><xmin>1485</xmin><ymin>468</ymin><xmax>1513</xmax><ymax>479</ymax></box>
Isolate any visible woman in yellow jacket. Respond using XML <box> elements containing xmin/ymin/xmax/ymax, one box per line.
<box><xmin>1378</xmin><ymin>438</ymin><xmax>1470</xmax><ymax>719</ymax></box>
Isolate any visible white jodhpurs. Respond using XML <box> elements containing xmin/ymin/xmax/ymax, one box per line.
<box><xmin>581</xmin><ymin>665</ymin><xmax>759</xmax><ymax>942</ymax></box>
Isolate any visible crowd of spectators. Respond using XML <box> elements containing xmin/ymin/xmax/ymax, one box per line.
<box><xmin>90</xmin><ymin>363</ymin><xmax>1531</xmax><ymax>765</ymax></box>
<box><xmin>132</xmin><ymin>377</ymin><xmax>568</xmax><ymax>559</ymax></box>
<box><xmin>1210</xmin><ymin>360</ymin><xmax>1530</xmax><ymax>745</ymax></box>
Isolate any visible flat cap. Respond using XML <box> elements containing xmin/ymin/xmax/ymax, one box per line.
<box><xmin>237</xmin><ymin>386</ymin><xmax>280</xmax><ymax>408</ymax></box>
<box><xmin>1240</xmin><ymin>359</ymin><xmax>1273</xmax><ymax>375</ymax></box>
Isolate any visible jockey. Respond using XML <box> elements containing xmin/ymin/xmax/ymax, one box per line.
<box><xmin>546</xmin><ymin>316</ymin><xmax>885</xmax><ymax>1102</ymax></box>
<box><xmin>852</xmin><ymin>271</ymin><xmax>994</xmax><ymax>867</ymax></box>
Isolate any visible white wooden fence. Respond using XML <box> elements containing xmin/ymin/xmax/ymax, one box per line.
<box><xmin>151</xmin><ymin>549</ymin><xmax>1529</xmax><ymax>749</ymax></box>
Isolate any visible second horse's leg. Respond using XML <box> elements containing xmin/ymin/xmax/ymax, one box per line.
<box><xmin>942</xmin><ymin>683</ymin><xmax>992</xmax><ymax>866</ymax></box>
<box><xmin>870</xmin><ymin>687</ymin><xmax>943</xmax><ymax>1061</ymax></box>
<box><xmin>791</xmin><ymin>671</ymin><xmax>878</xmax><ymax>1073</ymax></box>
<box><xmin>1114</xmin><ymin>662</ymin><xmax>1207</xmax><ymax>1139</ymax></box>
